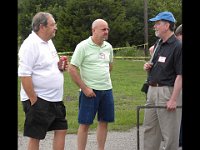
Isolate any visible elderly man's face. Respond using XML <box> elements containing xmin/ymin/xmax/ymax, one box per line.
<box><xmin>153</xmin><ymin>20</ymin><xmax>169</xmax><ymax>37</ymax></box>
<box><xmin>93</xmin><ymin>22</ymin><xmax>110</xmax><ymax>41</ymax></box>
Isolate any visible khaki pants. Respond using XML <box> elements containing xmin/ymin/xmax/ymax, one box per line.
<box><xmin>143</xmin><ymin>86</ymin><xmax>182</xmax><ymax>150</ymax></box>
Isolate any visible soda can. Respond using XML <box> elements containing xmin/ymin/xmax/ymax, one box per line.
<box><xmin>58</xmin><ymin>56</ymin><xmax>67</xmax><ymax>71</ymax></box>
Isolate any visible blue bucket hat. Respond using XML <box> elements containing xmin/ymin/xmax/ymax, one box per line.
<box><xmin>149</xmin><ymin>11</ymin><xmax>176</xmax><ymax>23</ymax></box>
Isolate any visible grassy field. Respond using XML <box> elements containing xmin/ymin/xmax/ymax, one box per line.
<box><xmin>18</xmin><ymin>59</ymin><xmax>147</xmax><ymax>134</ymax></box>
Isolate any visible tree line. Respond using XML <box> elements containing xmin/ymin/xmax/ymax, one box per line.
<box><xmin>18</xmin><ymin>0</ymin><xmax>182</xmax><ymax>52</ymax></box>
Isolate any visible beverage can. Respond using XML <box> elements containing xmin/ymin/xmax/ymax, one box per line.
<box><xmin>58</xmin><ymin>56</ymin><xmax>67</xmax><ymax>71</ymax></box>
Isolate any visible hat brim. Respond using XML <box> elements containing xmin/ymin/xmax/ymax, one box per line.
<box><xmin>149</xmin><ymin>17</ymin><xmax>160</xmax><ymax>22</ymax></box>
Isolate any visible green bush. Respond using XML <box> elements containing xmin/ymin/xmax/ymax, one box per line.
<box><xmin>114</xmin><ymin>46</ymin><xmax>146</xmax><ymax>57</ymax></box>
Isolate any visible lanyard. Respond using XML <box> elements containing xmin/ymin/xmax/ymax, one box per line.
<box><xmin>149</xmin><ymin>39</ymin><xmax>161</xmax><ymax>64</ymax></box>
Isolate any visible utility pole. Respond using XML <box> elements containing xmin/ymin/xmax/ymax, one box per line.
<box><xmin>144</xmin><ymin>0</ymin><xmax>148</xmax><ymax>57</ymax></box>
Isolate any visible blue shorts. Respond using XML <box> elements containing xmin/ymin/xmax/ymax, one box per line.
<box><xmin>78</xmin><ymin>89</ymin><xmax>115</xmax><ymax>125</ymax></box>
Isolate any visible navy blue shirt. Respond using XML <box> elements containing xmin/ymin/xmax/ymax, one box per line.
<box><xmin>148</xmin><ymin>34</ymin><xmax>182</xmax><ymax>86</ymax></box>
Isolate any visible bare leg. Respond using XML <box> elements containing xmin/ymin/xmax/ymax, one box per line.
<box><xmin>53</xmin><ymin>129</ymin><xmax>67</xmax><ymax>150</ymax></box>
<box><xmin>28</xmin><ymin>137</ymin><xmax>40</xmax><ymax>150</ymax></box>
<box><xmin>97</xmin><ymin>121</ymin><xmax>108</xmax><ymax>150</ymax></box>
<box><xmin>77</xmin><ymin>124</ymin><xmax>90</xmax><ymax>150</ymax></box>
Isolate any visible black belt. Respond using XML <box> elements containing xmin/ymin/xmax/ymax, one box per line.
<box><xmin>148</xmin><ymin>82</ymin><xmax>165</xmax><ymax>87</ymax></box>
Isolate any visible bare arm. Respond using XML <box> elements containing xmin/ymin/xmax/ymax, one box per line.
<box><xmin>68</xmin><ymin>64</ymin><xmax>96</xmax><ymax>97</ymax></box>
<box><xmin>167</xmin><ymin>75</ymin><xmax>182</xmax><ymax>110</ymax></box>
<box><xmin>109</xmin><ymin>63</ymin><xmax>113</xmax><ymax>72</ymax></box>
<box><xmin>20</xmin><ymin>76</ymin><xmax>37</xmax><ymax>105</ymax></box>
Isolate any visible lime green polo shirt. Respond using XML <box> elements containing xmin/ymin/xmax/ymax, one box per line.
<box><xmin>70</xmin><ymin>36</ymin><xmax>113</xmax><ymax>90</ymax></box>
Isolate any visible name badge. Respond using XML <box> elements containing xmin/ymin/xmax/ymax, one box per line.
<box><xmin>158</xmin><ymin>56</ymin><xmax>166</xmax><ymax>63</ymax></box>
<box><xmin>99</xmin><ymin>52</ymin><xmax>105</xmax><ymax>59</ymax></box>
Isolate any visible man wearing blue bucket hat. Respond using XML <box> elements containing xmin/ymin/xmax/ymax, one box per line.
<box><xmin>143</xmin><ymin>11</ymin><xmax>182</xmax><ymax>150</ymax></box>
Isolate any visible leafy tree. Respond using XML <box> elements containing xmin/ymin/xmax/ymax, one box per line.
<box><xmin>18</xmin><ymin>0</ymin><xmax>66</xmax><ymax>43</ymax></box>
<box><xmin>148</xmin><ymin>0</ymin><xmax>182</xmax><ymax>46</ymax></box>
<box><xmin>54</xmin><ymin>0</ymin><xmax>131</xmax><ymax>51</ymax></box>
<box><xmin>122</xmin><ymin>0</ymin><xmax>145</xmax><ymax>46</ymax></box>
<box><xmin>18</xmin><ymin>0</ymin><xmax>182</xmax><ymax>51</ymax></box>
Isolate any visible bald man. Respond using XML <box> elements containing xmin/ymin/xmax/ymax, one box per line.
<box><xmin>68</xmin><ymin>19</ymin><xmax>114</xmax><ymax>150</ymax></box>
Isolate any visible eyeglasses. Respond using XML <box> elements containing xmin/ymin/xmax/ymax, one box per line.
<box><xmin>100</xmin><ymin>28</ymin><xmax>110</xmax><ymax>32</ymax></box>
<box><xmin>47</xmin><ymin>23</ymin><xmax>57</xmax><ymax>27</ymax></box>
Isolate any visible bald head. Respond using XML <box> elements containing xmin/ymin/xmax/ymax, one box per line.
<box><xmin>91</xmin><ymin>19</ymin><xmax>110</xmax><ymax>45</ymax></box>
<box><xmin>92</xmin><ymin>19</ymin><xmax>108</xmax><ymax>29</ymax></box>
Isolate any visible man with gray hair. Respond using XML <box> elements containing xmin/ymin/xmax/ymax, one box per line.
<box><xmin>143</xmin><ymin>11</ymin><xmax>182</xmax><ymax>150</ymax></box>
<box><xmin>18</xmin><ymin>12</ymin><xmax>68</xmax><ymax>150</ymax></box>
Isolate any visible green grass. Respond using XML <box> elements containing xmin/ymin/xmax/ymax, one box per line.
<box><xmin>18</xmin><ymin>59</ymin><xmax>147</xmax><ymax>133</ymax></box>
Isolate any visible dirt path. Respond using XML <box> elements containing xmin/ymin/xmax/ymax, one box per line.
<box><xmin>18</xmin><ymin>126</ymin><xmax>182</xmax><ymax>150</ymax></box>
<box><xmin>18</xmin><ymin>127</ymin><xmax>144</xmax><ymax>150</ymax></box>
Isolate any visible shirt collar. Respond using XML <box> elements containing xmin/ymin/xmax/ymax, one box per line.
<box><xmin>163</xmin><ymin>34</ymin><xmax>177</xmax><ymax>45</ymax></box>
<box><xmin>88</xmin><ymin>36</ymin><xmax>107</xmax><ymax>48</ymax></box>
<box><xmin>31</xmin><ymin>31</ymin><xmax>49</xmax><ymax>44</ymax></box>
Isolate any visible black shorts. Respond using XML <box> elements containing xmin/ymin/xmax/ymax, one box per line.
<box><xmin>22</xmin><ymin>97</ymin><xmax>68</xmax><ymax>139</ymax></box>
